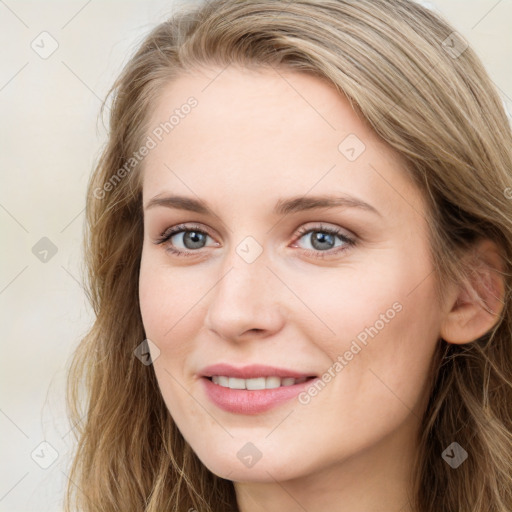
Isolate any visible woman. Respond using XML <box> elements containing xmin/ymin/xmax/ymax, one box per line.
<box><xmin>64</xmin><ymin>1</ymin><xmax>512</xmax><ymax>511</ymax></box>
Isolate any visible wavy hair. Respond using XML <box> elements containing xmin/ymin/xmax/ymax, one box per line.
<box><xmin>64</xmin><ymin>1</ymin><xmax>512</xmax><ymax>510</ymax></box>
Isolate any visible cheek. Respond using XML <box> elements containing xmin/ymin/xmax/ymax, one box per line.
<box><xmin>322</xmin><ymin>273</ymin><xmax>440</xmax><ymax>424</ymax></box>
<box><xmin>302</xmin><ymin>250</ymin><xmax>441</xmax><ymax>408</ymax></box>
<box><xmin>292</xmin><ymin>261</ymin><xmax>425</xmax><ymax>355</ymax></box>
<box><xmin>139</xmin><ymin>259</ymin><xmax>167</xmax><ymax>339</ymax></box>
<box><xmin>139</xmin><ymin>258</ymin><xmax>204</xmax><ymax>428</ymax></box>
<box><xmin>138</xmin><ymin>255</ymin><xmax>193</xmax><ymax>360</ymax></box>
<box><xmin>139</xmin><ymin>251</ymin><xmax>218</xmax><ymax>384</ymax></box>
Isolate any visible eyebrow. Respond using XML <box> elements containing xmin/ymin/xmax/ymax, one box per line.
<box><xmin>144</xmin><ymin>194</ymin><xmax>381</xmax><ymax>217</ymax></box>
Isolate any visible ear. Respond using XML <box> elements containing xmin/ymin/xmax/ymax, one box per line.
<box><xmin>440</xmin><ymin>239</ymin><xmax>506</xmax><ymax>344</ymax></box>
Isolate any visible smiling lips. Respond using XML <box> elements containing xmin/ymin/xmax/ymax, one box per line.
<box><xmin>210</xmin><ymin>375</ymin><xmax>310</xmax><ymax>390</ymax></box>
<box><xmin>200</xmin><ymin>363</ymin><xmax>317</xmax><ymax>380</ymax></box>
<box><xmin>199</xmin><ymin>363</ymin><xmax>319</xmax><ymax>414</ymax></box>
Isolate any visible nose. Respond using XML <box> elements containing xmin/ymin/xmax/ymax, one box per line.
<box><xmin>203</xmin><ymin>245</ymin><xmax>286</xmax><ymax>342</ymax></box>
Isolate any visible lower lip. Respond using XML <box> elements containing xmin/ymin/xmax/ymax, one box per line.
<box><xmin>201</xmin><ymin>377</ymin><xmax>319</xmax><ymax>414</ymax></box>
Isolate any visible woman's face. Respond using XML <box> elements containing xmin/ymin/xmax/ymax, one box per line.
<box><xmin>139</xmin><ymin>66</ymin><xmax>445</xmax><ymax>485</ymax></box>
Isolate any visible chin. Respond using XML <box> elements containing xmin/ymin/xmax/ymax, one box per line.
<box><xmin>197</xmin><ymin>447</ymin><xmax>308</xmax><ymax>483</ymax></box>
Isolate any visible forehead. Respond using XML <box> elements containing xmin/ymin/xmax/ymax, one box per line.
<box><xmin>141</xmin><ymin>66</ymin><xmax>423</xmax><ymax>218</ymax></box>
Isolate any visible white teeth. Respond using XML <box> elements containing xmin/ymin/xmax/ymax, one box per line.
<box><xmin>213</xmin><ymin>376</ymin><xmax>229</xmax><ymax>387</ymax></box>
<box><xmin>228</xmin><ymin>377</ymin><xmax>246</xmax><ymax>389</ymax></box>
<box><xmin>246</xmin><ymin>377</ymin><xmax>266</xmax><ymax>390</ymax></box>
<box><xmin>265</xmin><ymin>376</ymin><xmax>281</xmax><ymax>389</ymax></box>
<box><xmin>210</xmin><ymin>375</ymin><xmax>311</xmax><ymax>390</ymax></box>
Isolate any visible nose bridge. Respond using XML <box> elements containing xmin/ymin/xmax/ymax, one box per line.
<box><xmin>204</xmin><ymin>237</ymin><xmax>285</xmax><ymax>340</ymax></box>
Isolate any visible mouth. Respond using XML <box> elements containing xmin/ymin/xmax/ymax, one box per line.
<box><xmin>204</xmin><ymin>375</ymin><xmax>317</xmax><ymax>390</ymax></box>
<box><xmin>199</xmin><ymin>363</ymin><xmax>319</xmax><ymax>413</ymax></box>
<box><xmin>200</xmin><ymin>372</ymin><xmax>320</xmax><ymax>415</ymax></box>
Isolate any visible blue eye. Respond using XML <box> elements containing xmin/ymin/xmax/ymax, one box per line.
<box><xmin>154</xmin><ymin>222</ymin><xmax>356</xmax><ymax>259</ymax></box>
<box><xmin>292</xmin><ymin>224</ymin><xmax>355</xmax><ymax>258</ymax></box>
<box><xmin>155</xmin><ymin>223</ymin><xmax>214</xmax><ymax>257</ymax></box>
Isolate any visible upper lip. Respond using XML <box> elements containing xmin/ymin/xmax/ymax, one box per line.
<box><xmin>200</xmin><ymin>363</ymin><xmax>317</xmax><ymax>379</ymax></box>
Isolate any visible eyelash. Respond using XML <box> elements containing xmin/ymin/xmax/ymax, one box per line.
<box><xmin>153</xmin><ymin>222</ymin><xmax>356</xmax><ymax>259</ymax></box>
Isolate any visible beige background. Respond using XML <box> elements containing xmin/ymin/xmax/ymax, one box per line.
<box><xmin>0</xmin><ymin>1</ymin><xmax>510</xmax><ymax>510</ymax></box>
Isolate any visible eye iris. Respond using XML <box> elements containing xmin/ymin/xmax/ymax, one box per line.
<box><xmin>311</xmin><ymin>231</ymin><xmax>335</xmax><ymax>250</ymax></box>
<box><xmin>183</xmin><ymin>231</ymin><xmax>206</xmax><ymax>249</ymax></box>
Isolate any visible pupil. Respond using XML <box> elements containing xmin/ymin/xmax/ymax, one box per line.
<box><xmin>184</xmin><ymin>231</ymin><xmax>205</xmax><ymax>249</ymax></box>
<box><xmin>312</xmin><ymin>232</ymin><xmax>334</xmax><ymax>250</ymax></box>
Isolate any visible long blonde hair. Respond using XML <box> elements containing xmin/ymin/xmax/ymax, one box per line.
<box><xmin>64</xmin><ymin>1</ymin><xmax>512</xmax><ymax>510</ymax></box>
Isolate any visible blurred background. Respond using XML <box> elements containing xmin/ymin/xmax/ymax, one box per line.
<box><xmin>0</xmin><ymin>0</ymin><xmax>511</xmax><ymax>510</ymax></box>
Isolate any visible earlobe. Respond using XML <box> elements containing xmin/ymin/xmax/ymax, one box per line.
<box><xmin>440</xmin><ymin>239</ymin><xmax>506</xmax><ymax>345</ymax></box>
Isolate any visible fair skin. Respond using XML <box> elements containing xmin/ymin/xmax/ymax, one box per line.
<box><xmin>138</xmin><ymin>65</ymin><xmax>503</xmax><ymax>512</ymax></box>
